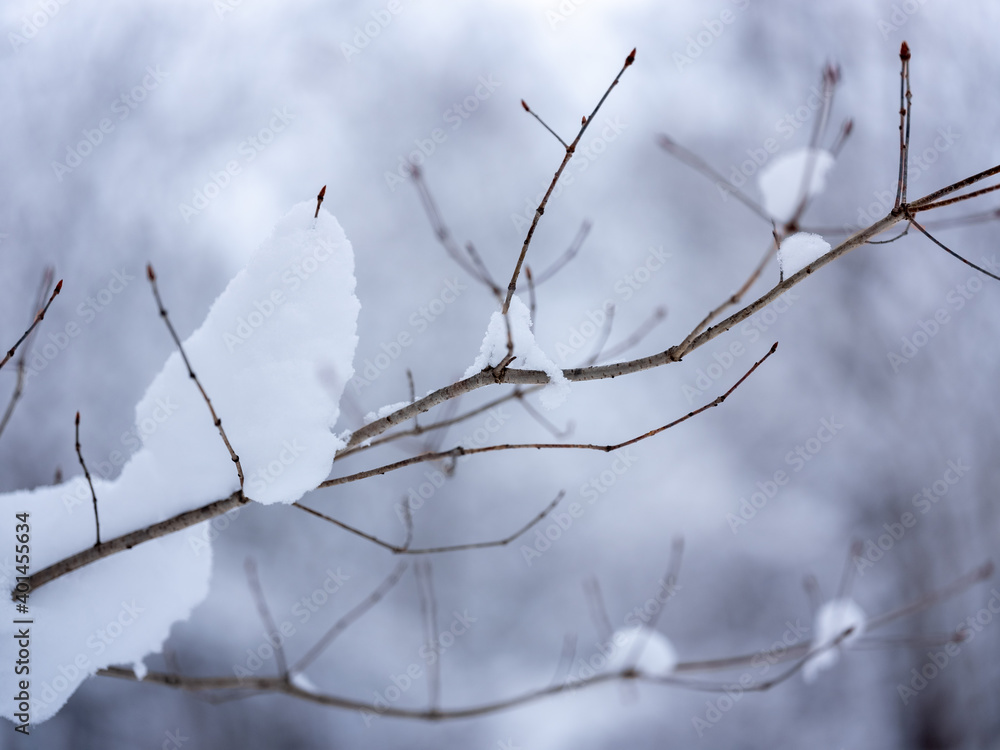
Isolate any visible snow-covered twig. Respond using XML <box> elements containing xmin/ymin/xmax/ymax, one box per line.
<box><xmin>325</xmin><ymin>343</ymin><xmax>777</xmax><ymax>489</ymax></box>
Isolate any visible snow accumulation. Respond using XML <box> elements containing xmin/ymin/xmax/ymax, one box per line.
<box><xmin>463</xmin><ymin>294</ymin><xmax>569</xmax><ymax>409</ymax></box>
<box><xmin>606</xmin><ymin>626</ymin><xmax>678</xmax><ymax>676</ymax></box>
<box><xmin>757</xmin><ymin>147</ymin><xmax>835</xmax><ymax>224</ymax></box>
<box><xmin>802</xmin><ymin>598</ymin><xmax>866</xmax><ymax>683</ymax></box>
<box><xmin>1</xmin><ymin>200</ymin><xmax>358</xmax><ymax>724</ymax></box>
<box><xmin>777</xmin><ymin>232</ymin><xmax>831</xmax><ymax>279</ymax></box>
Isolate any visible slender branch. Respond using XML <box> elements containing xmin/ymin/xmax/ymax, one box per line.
<box><xmin>787</xmin><ymin>63</ymin><xmax>840</xmax><ymax>229</ymax></box>
<box><xmin>96</xmin><ymin>561</ymin><xmax>992</xmax><ymax>719</ymax></box>
<box><xmin>520</xmin><ymin>99</ymin><xmax>569</xmax><ymax>149</ymax></box>
<box><xmin>323</xmin><ymin>344</ymin><xmax>776</xmax><ymax>490</ymax></box>
<box><xmin>0</xmin><ymin>269</ymin><xmax>55</xmax><ymax>439</ymax></box>
<box><xmin>906</xmin><ymin>215</ymin><xmax>1000</xmax><ymax>282</ymax></box>
<box><xmin>293</xmin><ymin>491</ymin><xmax>565</xmax><ymax>555</ymax></box>
<box><xmin>1</xmin><ymin>278</ymin><xmax>62</xmax><ymax>371</ymax></box>
<box><xmin>15</xmin><ymin>491</ymin><xmax>247</xmax><ymax>598</ymax></box>
<box><xmin>410</xmin><ymin>165</ymin><xmax>493</xmax><ymax>289</ymax></box>
<box><xmin>656</xmin><ymin>134</ymin><xmax>770</xmax><ymax>222</ymax></box>
<box><xmin>346</xmin><ymin>209</ymin><xmax>903</xmax><ymax>452</ymax></box>
<box><xmin>147</xmin><ymin>264</ymin><xmax>245</xmax><ymax>489</ymax></box>
<box><xmin>597</xmin><ymin>306</ymin><xmax>668</xmax><ymax>362</ymax></box>
<box><xmin>502</xmin><ymin>48</ymin><xmax>635</xmax><ymax>314</ymax></box>
<box><xmin>244</xmin><ymin>558</ymin><xmax>288</xmax><ymax>678</ymax></box>
<box><xmin>74</xmin><ymin>412</ymin><xmax>101</xmax><ymax>547</ymax></box>
<box><xmin>675</xmin><ymin>238</ymin><xmax>776</xmax><ymax>359</ymax></box>
<box><xmin>14</xmin><ymin>206</ymin><xmax>900</xmax><ymax>598</ymax></box>
<box><xmin>515</xmin><ymin>392</ymin><xmax>572</xmax><ymax>438</ymax></box>
<box><xmin>910</xmin><ymin>182</ymin><xmax>1000</xmax><ymax>212</ymax></box>
<box><xmin>290</xmin><ymin>562</ymin><xmax>408</xmax><ymax>673</ymax></box>
<box><xmin>533</xmin><ymin>221</ymin><xmax>591</xmax><ymax>285</ymax></box>
<box><xmin>908</xmin><ymin>162</ymin><xmax>1000</xmax><ymax>209</ymax></box>
<box><xmin>415</xmin><ymin>560</ymin><xmax>441</xmax><ymax>711</ymax></box>
<box><xmin>581</xmin><ymin>303</ymin><xmax>615</xmax><ymax>366</ymax></box>
<box><xmin>894</xmin><ymin>41</ymin><xmax>911</xmax><ymax>209</ymax></box>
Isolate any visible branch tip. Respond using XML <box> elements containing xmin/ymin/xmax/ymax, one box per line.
<box><xmin>315</xmin><ymin>185</ymin><xmax>326</xmax><ymax>218</ymax></box>
<box><xmin>625</xmin><ymin>48</ymin><xmax>636</xmax><ymax>67</ymax></box>
<box><xmin>146</xmin><ymin>264</ymin><xmax>155</xmax><ymax>281</ymax></box>
<box><xmin>900</xmin><ymin>41</ymin><xmax>910</xmax><ymax>60</ymax></box>
<box><xmin>520</xmin><ymin>99</ymin><xmax>529</xmax><ymax>112</ymax></box>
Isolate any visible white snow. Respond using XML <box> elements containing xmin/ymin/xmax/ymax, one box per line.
<box><xmin>463</xmin><ymin>295</ymin><xmax>569</xmax><ymax>409</ymax></box>
<box><xmin>290</xmin><ymin>671</ymin><xmax>319</xmax><ymax>693</ymax></box>
<box><xmin>802</xmin><ymin>598</ymin><xmax>866</xmax><ymax>683</ymax></box>
<box><xmin>777</xmin><ymin>232</ymin><xmax>831</xmax><ymax>279</ymax></box>
<box><xmin>1</xmin><ymin>201</ymin><xmax>358</xmax><ymax>724</ymax></box>
<box><xmin>606</xmin><ymin>626</ymin><xmax>678</xmax><ymax>676</ymax></box>
<box><xmin>757</xmin><ymin>147</ymin><xmax>835</xmax><ymax>223</ymax></box>
<box><xmin>364</xmin><ymin>401</ymin><xmax>411</xmax><ymax>424</ymax></box>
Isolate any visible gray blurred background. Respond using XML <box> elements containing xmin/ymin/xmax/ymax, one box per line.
<box><xmin>2</xmin><ymin>0</ymin><xmax>999</xmax><ymax>747</ymax></box>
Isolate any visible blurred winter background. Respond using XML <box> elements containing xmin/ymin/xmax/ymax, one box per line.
<box><xmin>2</xmin><ymin>0</ymin><xmax>1000</xmax><ymax>747</ymax></box>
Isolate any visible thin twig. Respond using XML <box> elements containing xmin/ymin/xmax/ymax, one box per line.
<box><xmin>910</xmin><ymin>182</ymin><xmax>1000</xmax><ymax>212</ymax></box>
<box><xmin>0</xmin><ymin>269</ymin><xmax>55</xmax><ymax>439</ymax></box>
<box><xmin>622</xmin><ymin>538</ymin><xmax>683</xmax><ymax>668</ymax></box>
<box><xmin>322</xmin><ymin>344</ymin><xmax>777</xmax><ymax>490</ymax></box>
<box><xmin>293</xmin><ymin>491</ymin><xmax>565</xmax><ymax>555</ymax></box>
<box><xmin>291</xmin><ymin>562</ymin><xmax>409</xmax><ymax>673</ymax></box>
<box><xmin>598</xmin><ymin>306</ymin><xmax>668</xmax><ymax>362</ymax></box>
<box><xmin>410</xmin><ymin>165</ymin><xmax>494</xmax><ymax>289</ymax></box>
<box><xmin>147</xmin><ymin>264</ymin><xmax>244</xmax><ymax>490</ymax></box>
<box><xmin>503</xmin><ymin>48</ymin><xmax>636</xmax><ymax>314</ymax></box>
<box><xmin>96</xmin><ymin>560</ymin><xmax>992</xmax><ymax>719</ymax></box>
<box><xmin>837</xmin><ymin>540</ymin><xmax>863</xmax><ymax>599</ymax></box>
<box><xmin>581</xmin><ymin>303</ymin><xmax>615</xmax><ymax>366</ymax></box>
<box><xmin>520</xmin><ymin>99</ymin><xmax>569</xmax><ymax>149</ymax></box>
<box><xmin>675</xmin><ymin>238</ymin><xmax>776</xmax><ymax>358</ymax></box>
<box><xmin>582</xmin><ymin>578</ymin><xmax>614</xmax><ymax>644</ymax></box>
<box><xmin>74</xmin><ymin>412</ymin><xmax>101</xmax><ymax>546</ymax></box>
<box><xmin>532</xmin><ymin>221</ymin><xmax>592</xmax><ymax>285</ymax></box>
<box><xmin>906</xmin><ymin>215</ymin><xmax>1000</xmax><ymax>282</ymax></box>
<box><xmin>894</xmin><ymin>41</ymin><xmax>911</xmax><ymax>210</ymax></box>
<box><xmin>406</xmin><ymin>369</ymin><xmax>418</xmax><ymax>431</ymax></box>
<box><xmin>657</xmin><ymin>134</ymin><xmax>770</xmax><ymax>222</ymax></box>
<box><xmin>829</xmin><ymin>118</ymin><xmax>853</xmax><ymax>157</ymax></box>
<box><xmin>244</xmin><ymin>558</ymin><xmax>288</xmax><ymax>678</ymax></box>
<box><xmin>415</xmin><ymin>560</ymin><xmax>441</xmax><ymax>711</ymax></box>
<box><xmin>515</xmin><ymin>392</ymin><xmax>572</xmax><ymax>438</ymax></box>
<box><xmin>1</xmin><ymin>278</ymin><xmax>62</xmax><ymax>371</ymax></box>
<box><xmin>525</xmin><ymin>266</ymin><xmax>537</xmax><ymax>331</ymax></box>
<box><xmin>787</xmin><ymin>63</ymin><xmax>840</xmax><ymax>228</ymax></box>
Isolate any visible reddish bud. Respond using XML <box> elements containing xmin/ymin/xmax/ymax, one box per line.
<box><xmin>75</xmin><ymin>411</ymin><xmax>80</xmax><ymax>424</ymax></box>
<box><xmin>315</xmin><ymin>185</ymin><xmax>326</xmax><ymax>218</ymax></box>
<box><xmin>53</xmin><ymin>279</ymin><xmax>63</xmax><ymax>294</ymax></box>
<box><xmin>521</xmin><ymin>99</ymin><xmax>529</xmax><ymax>112</ymax></box>
<box><xmin>900</xmin><ymin>41</ymin><xmax>910</xmax><ymax>60</ymax></box>
<box><xmin>625</xmin><ymin>48</ymin><xmax>636</xmax><ymax>66</ymax></box>
<box><xmin>146</xmin><ymin>264</ymin><xmax>155</xmax><ymax>281</ymax></box>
